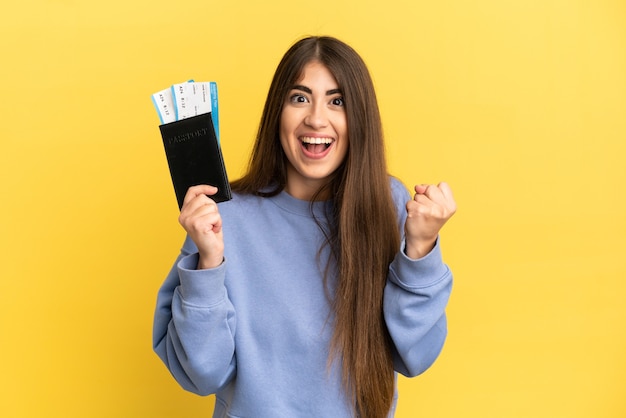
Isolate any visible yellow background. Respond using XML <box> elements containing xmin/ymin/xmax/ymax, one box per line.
<box><xmin>1</xmin><ymin>0</ymin><xmax>625</xmax><ymax>417</ymax></box>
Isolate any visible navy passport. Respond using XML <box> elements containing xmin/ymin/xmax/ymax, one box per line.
<box><xmin>159</xmin><ymin>112</ymin><xmax>232</xmax><ymax>209</ymax></box>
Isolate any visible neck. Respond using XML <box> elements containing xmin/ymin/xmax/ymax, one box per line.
<box><xmin>284</xmin><ymin>167</ymin><xmax>332</xmax><ymax>201</ymax></box>
<box><xmin>284</xmin><ymin>181</ymin><xmax>330</xmax><ymax>201</ymax></box>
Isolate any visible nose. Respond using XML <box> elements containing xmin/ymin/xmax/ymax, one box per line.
<box><xmin>304</xmin><ymin>103</ymin><xmax>328</xmax><ymax>129</ymax></box>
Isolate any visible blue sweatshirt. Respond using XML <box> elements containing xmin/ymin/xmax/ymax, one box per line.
<box><xmin>153</xmin><ymin>178</ymin><xmax>453</xmax><ymax>417</ymax></box>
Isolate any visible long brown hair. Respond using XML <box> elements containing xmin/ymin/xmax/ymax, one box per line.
<box><xmin>232</xmin><ymin>36</ymin><xmax>400</xmax><ymax>418</ymax></box>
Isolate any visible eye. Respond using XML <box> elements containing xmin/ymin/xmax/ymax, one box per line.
<box><xmin>331</xmin><ymin>97</ymin><xmax>345</xmax><ymax>107</ymax></box>
<box><xmin>289</xmin><ymin>93</ymin><xmax>309</xmax><ymax>103</ymax></box>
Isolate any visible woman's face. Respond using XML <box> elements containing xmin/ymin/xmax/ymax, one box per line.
<box><xmin>279</xmin><ymin>61</ymin><xmax>348</xmax><ymax>200</ymax></box>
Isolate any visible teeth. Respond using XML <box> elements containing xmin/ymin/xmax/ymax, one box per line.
<box><xmin>301</xmin><ymin>136</ymin><xmax>333</xmax><ymax>144</ymax></box>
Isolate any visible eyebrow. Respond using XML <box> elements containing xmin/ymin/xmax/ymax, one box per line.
<box><xmin>292</xmin><ymin>85</ymin><xmax>342</xmax><ymax>96</ymax></box>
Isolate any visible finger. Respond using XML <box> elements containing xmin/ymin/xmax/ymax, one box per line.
<box><xmin>406</xmin><ymin>197</ymin><xmax>435</xmax><ymax>217</ymax></box>
<box><xmin>425</xmin><ymin>184</ymin><xmax>444</xmax><ymax>201</ymax></box>
<box><xmin>191</xmin><ymin>211</ymin><xmax>223</xmax><ymax>234</ymax></box>
<box><xmin>411</xmin><ymin>193</ymin><xmax>433</xmax><ymax>206</ymax></box>
<box><xmin>187</xmin><ymin>199</ymin><xmax>217</xmax><ymax>218</ymax></box>
<box><xmin>182</xmin><ymin>184</ymin><xmax>219</xmax><ymax>206</ymax></box>
<box><xmin>437</xmin><ymin>182</ymin><xmax>457</xmax><ymax>215</ymax></box>
<box><xmin>414</xmin><ymin>184</ymin><xmax>444</xmax><ymax>201</ymax></box>
<box><xmin>414</xmin><ymin>184</ymin><xmax>429</xmax><ymax>195</ymax></box>
<box><xmin>179</xmin><ymin>194</ymin><xmax>219</xmax><ymax>226</ymax></box>
<box><xmin>413</xmin><ymin>184</ymin><xmax>444</xmax><ymax>206</ymax></box>
<box><xmin>181</xmin><ymin>188</ymin><xmax>219</xmax><ymax>214</ymax></box>
<box><xmin>438</xmin><ymin>182</ymin><xmax>455</xmax><ymax>202</ymax></box>
<box><xmin>181</xmin><ymin>205</ymin><xmax>222</xmax><ymax>234</ymax></box>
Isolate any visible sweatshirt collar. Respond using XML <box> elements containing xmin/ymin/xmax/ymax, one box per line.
<box><xmin>269</xmin><ymin>190</ymin><xmax>333</xmax><ymax>219</ymax></box>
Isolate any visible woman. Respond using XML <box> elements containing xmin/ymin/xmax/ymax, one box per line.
<box><xmin>153</xmin><ymin>36</ymin><xmax>456</xmax><ymax>418</ymax></box>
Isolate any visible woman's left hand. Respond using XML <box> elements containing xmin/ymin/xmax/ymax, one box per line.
<box><xmin>404</xmin><ymin>182</ymin><xmax>457</xmax><ymax>259</ymax></box>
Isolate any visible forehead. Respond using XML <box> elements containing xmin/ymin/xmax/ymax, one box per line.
<box><xmin>294</xmin><ymin>61</ymin><xmax>339</xmax><ymax>87</ymax></box>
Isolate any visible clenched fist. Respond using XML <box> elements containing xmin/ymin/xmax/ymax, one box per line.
<box><xmin>404</xmin><ymin>182</ymin><xmax>456</xmax><ymax>259</ymax></box>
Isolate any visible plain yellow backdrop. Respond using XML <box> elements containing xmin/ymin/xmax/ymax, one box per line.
<box><xmin>1</xmin><ymin>0</ymin><xmax>625</xmax><ymax>417</ymax></box>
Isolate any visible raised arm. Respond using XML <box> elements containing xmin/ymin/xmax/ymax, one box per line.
<box><xmin>385</xmin><ymin>180</ymin><xmax>456</xmax><ymax>376</ymax></box>
<box><xmin>153</xmin><ymin>185</ymin><xmax>237</xmax><ymax>395</ymax></box>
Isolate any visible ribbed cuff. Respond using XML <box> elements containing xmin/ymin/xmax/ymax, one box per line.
<box><xmin>391</xmin><ymin>238</ymin><xmax>449</xmax><ymax>289</ymax></box>
<box><xmin>177</xmin><ymin>253</ymin><xmax>227</xmax><ymax>307</ymax></box>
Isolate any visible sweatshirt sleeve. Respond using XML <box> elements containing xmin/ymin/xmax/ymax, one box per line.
<box><xmin>384</xmin><ymin>239</ymin><xmax>452</xmax><ymax>377</ymax></box>
<box><xmin>152</xmin><ymin>235</ymin><xmax>237</xmax><ymax>395</ymax></box>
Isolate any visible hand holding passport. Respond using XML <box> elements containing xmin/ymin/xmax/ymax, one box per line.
<box><xmin>152</xmin><ymin>81</ymin><xmax>231</xmax><ymax>209</ymax></box>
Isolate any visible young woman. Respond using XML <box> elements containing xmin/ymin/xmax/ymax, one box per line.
<box><xmin>153</xmin><ymin>36</ymin><xmax>456</xmax><ymax>418</ymax></box>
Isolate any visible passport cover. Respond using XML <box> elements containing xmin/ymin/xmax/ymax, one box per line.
<box><xmin>159</xmin><ymin>112</ymin><xmax>232</xmax><ymax>209</ymax></box>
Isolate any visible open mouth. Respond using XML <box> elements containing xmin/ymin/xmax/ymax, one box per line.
<box><xmin>300</xmin><ymin>136</ymin><xmax>334</xmax><ymax>155</ymax></box>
